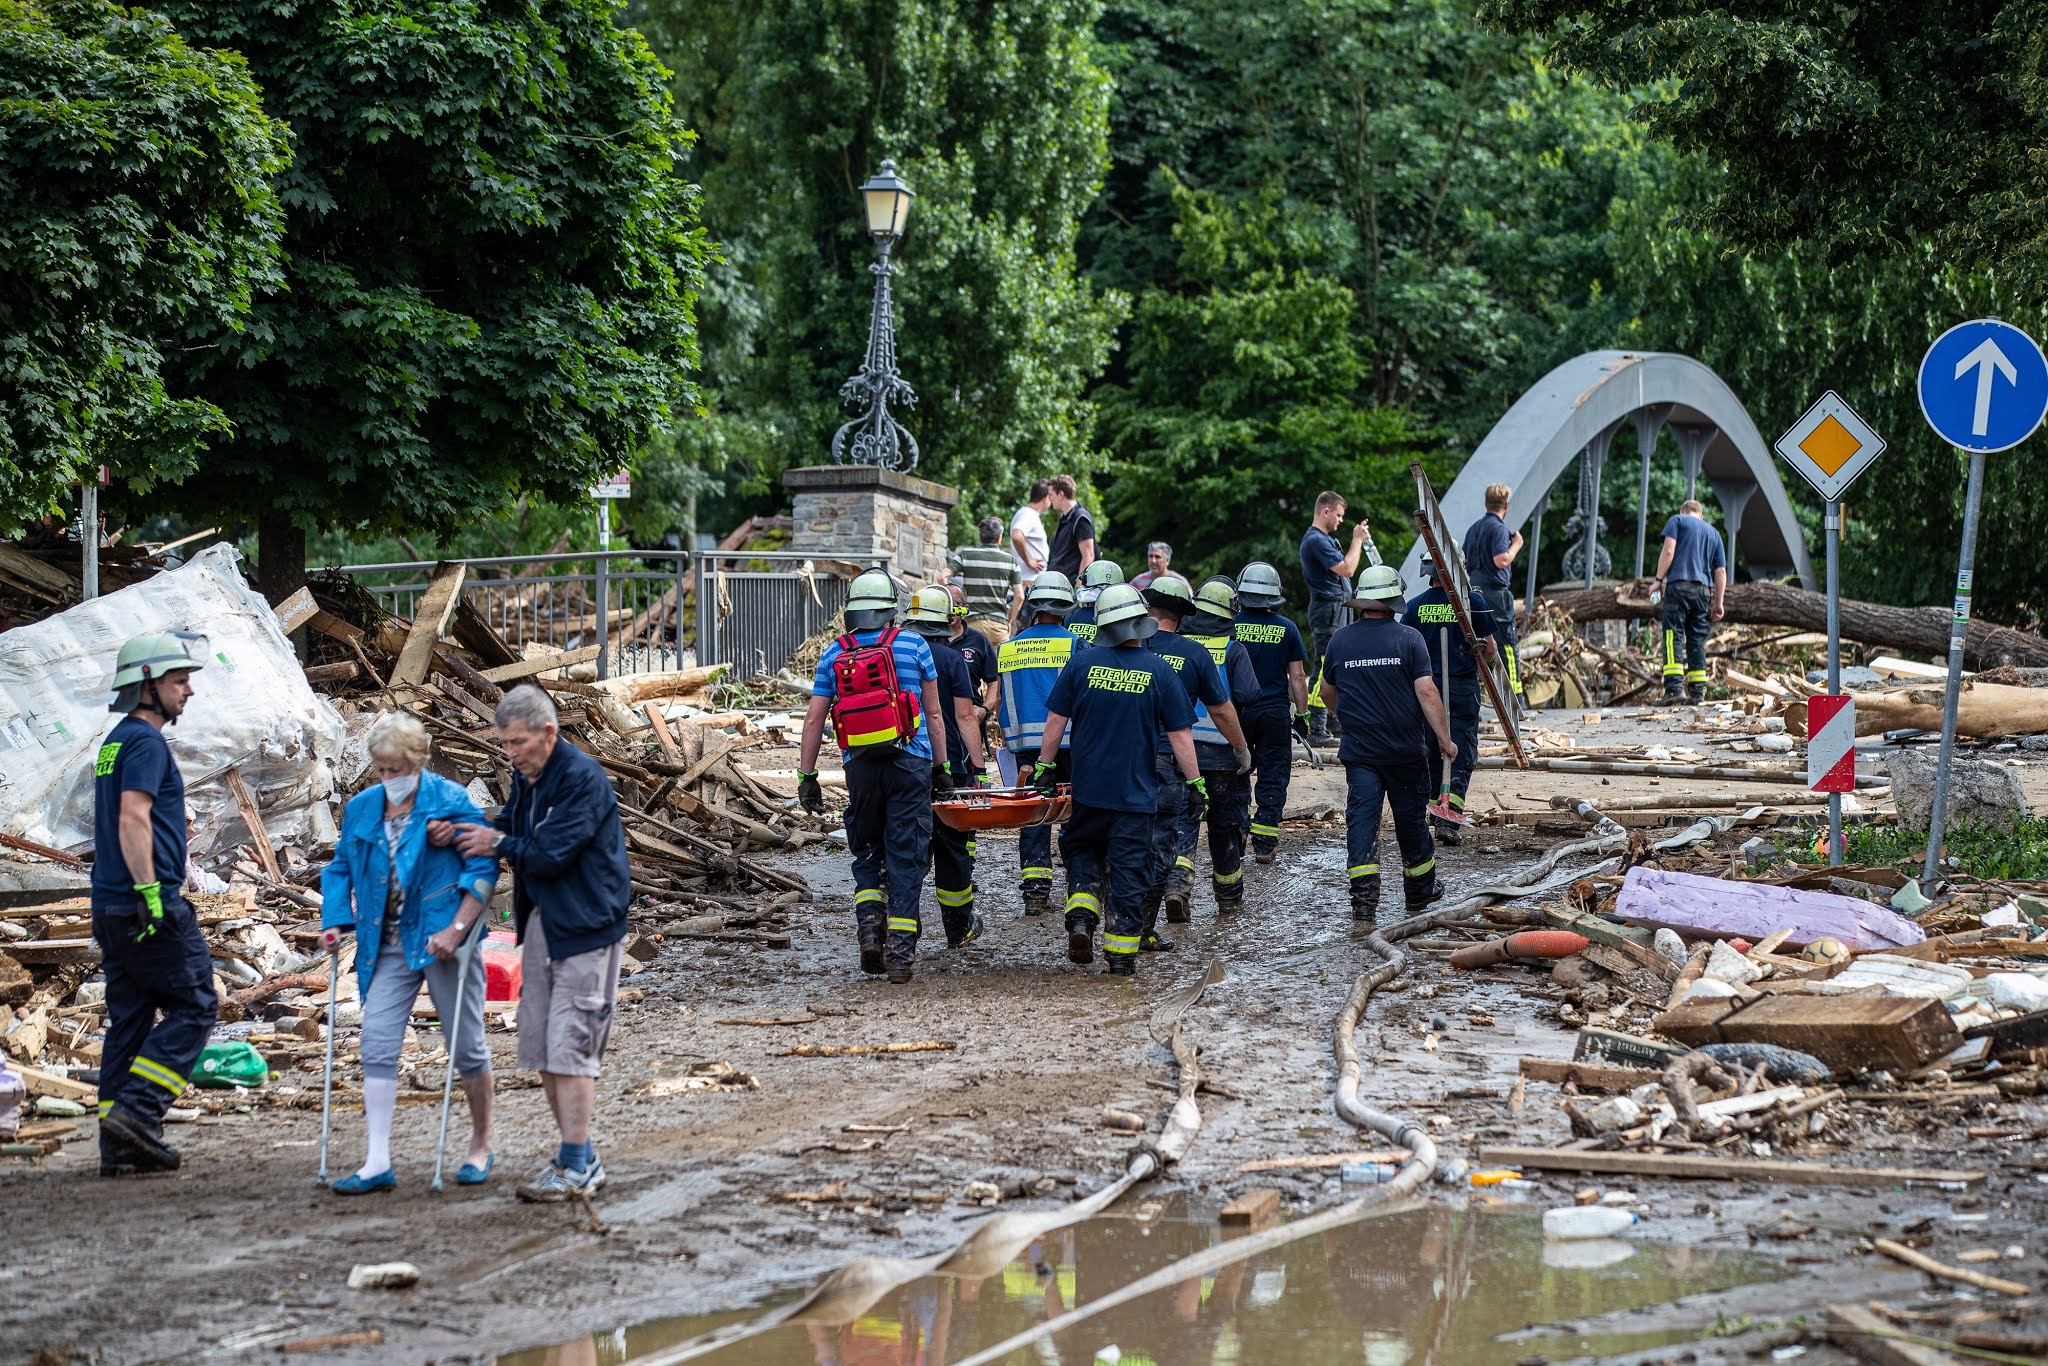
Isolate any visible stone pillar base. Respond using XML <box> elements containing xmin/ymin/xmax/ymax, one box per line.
<box><xmin>783</xmin><ymin>465</ymin><xmax>959</xmax><ymax>582</ymax></box>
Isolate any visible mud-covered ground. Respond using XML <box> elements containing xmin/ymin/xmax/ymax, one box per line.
<box><xmin>10</xmin><ymin>709</ymin><xmax>2048</xmax><ymax>1365</ymax></box>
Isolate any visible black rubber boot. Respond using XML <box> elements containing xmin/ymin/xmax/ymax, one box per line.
<box><xmin>1349</xmin><ymin>875</ymin><xmax>1381</xmax><ymax>921</ymax></box>
<box><xmin>1065</xmin><ymin>914</ymin><xmax>1096</xmax><ymax>965</ymax></box>
<box><xmin>1139</xmin><ymin>931</ymin><xmax>1175</xmax><ymax>952</ymax></box>
<box><xmin>1162</xmin><ymin>874</ymin><xmax>1192</xmax><ymax>924</ymax></box>
<box><xmin>1021</xmin><ymin>884</ymin><xmax>1050</xmax><ymax>917</ymax></box>
<box><xmin>1404</xmin><ymin>874</ymin><xmax>1446</xmax><ymax>914</ymax></box>
<box><xmin>1214</xmin><ymin>885</ymin><xmax>1243</xmax><ymax>915</ymax></box>
<box><xmin>100</xmin><ymin>1104</ymin><xmax>179</xmax><ymax>1173</ymax></box>
<box><xmin>1105</xmin><ymin>954</ymin><xmax>1136</xmax><ymax>978</ymax></box>
<box><xmin>1432</xmin><ymin>820</ymin><xmax>1464</xmax><ymax>846</ymax></box>
<box><xmin>858</xmin><ymin>934</ymin><xmax>885</xmax><ymax>976</ymax></box>
<box><xmin>1253</xmin><ymin>844</ymin><xmax>1276</xmax><ymax>866</ymax></box>
<box><xmin>886</xmin><ymin>961</ymin><xmax>915</xmax><ymax>985</ymax></box>
<box><xmin>1687</xmin><ymin>685</ymin><xmax>1707</xmax><ymax>705</ymax></box>
<box><xmin>946</xmin><ymin>909</ymin><xmax>984</xmax><ymax>949</ymax></box>
<box><xmin>1659</xmin><ymin>688</ymin><xmax>1685</xmax><ymax>706</ymax></box>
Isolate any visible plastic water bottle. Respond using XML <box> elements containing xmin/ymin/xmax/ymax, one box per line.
<box><xmin>1542</xmin><ymin>1206</ymin><xmax>1640</xmax><ymax>1240</ymax></box>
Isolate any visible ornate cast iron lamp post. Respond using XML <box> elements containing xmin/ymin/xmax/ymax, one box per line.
<box><xmin>831</xmin><ymin>160</ymin><xmax>920</xmax><ymax>471</ymax></box>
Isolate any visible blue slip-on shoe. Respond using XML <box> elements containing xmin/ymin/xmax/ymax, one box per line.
<box><xmin>331</xmin><ymin>1168</ymin><xmax>396</xmax><ymax>1195</ymax></box>
<box><xmin>456</xmin><ymin>1152</ymin><xmax>496</xmax><ymax>1186</ymax></box>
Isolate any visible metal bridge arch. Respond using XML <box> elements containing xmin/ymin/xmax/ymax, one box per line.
<box><xmin>1398</xmin><ymin>351</ymin><xmax>1815</xmax><ymax>595</ymax></box>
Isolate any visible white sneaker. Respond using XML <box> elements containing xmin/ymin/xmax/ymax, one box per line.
<box><xmin>517</xmin><ymin>1158</ymin><xmax>605</xmax><ymax>1203</ymax></box>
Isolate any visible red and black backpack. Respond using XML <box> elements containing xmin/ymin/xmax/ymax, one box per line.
<box><xmin>829</xmin><ymin>626</ymin><xmax>922</xmax><ymax>758</ymax></box>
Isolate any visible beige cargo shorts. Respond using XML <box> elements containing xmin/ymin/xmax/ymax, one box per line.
<box><xmin>515</xmin><ymin>913</ymin><xmax>624</xmax><ymax>1077</ymax></box>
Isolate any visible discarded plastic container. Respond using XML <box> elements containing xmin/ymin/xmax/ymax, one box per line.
<box><xmin>1543</xmin><ymin>1206</ymin><xmax>1640</xmax><ymax>1240</ymax></box>
<box><xmin>0</xmin><ymin>1063</ymin><xmax>23</xmax><ymax>1139</ymax></box>
<box><xmin>481</xmin><ymin>930</ymin><xmax>522</xmax><ymax>1003</ymax></box>
<box><xmin>191</xmin><ymin>1040</ymin><xmax>269</xmax><ymax>1089</ymax></box>
<box><xmin>1467</xmin><ymin>1168</ymin><xmax>1522</xmax><ymax>1187</ymax></box>
<box><xmin>1340</xmin><ymin>1161</ymin><xmax>1402</xmax><ymax>1185</ymax></box>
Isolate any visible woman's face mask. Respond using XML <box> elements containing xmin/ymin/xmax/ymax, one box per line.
<box><xmin>381</xmin><ymin>771</ymin><xmax>420</xmax><ymax>805</ymax></box>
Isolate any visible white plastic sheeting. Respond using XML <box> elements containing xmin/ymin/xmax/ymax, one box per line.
<box><xmin>0</xmin><ymin>544</ymin><xmax>345</xmax><ymax>858</ymax></box>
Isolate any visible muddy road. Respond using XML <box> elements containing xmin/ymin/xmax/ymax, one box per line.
<box><xmin>10</xmin><ymin>724</ymin><xmax>2048</xmax><ymax>1365</ymax></box>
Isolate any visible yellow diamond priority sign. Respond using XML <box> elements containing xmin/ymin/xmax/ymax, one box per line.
<box><xmin>1775</xmin><ymin>391</ymin><xmax>1886</xmax><ymax>500</ymax></box>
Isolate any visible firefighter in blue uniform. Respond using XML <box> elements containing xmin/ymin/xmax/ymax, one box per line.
<box><xmin>1170</xmin><ymin>577</ymin><xmax>1261</xmax><ymax>918</ymax></box>
<box><xmin>799</xmin><ymin>570</ymin><xmax>949</xmax><ymax>983</ymax></box>
<box><xmin>988</xmin><ymin>572</ymin><xmax>1077</xmax><ymax>916</ymax></box>
<box><xmin>1232</xmin><ymin>562</ymin><xmax>1308</xmax><ymax>864</ymax></box>
<box><xmin>1400</xmin><ymin>551</ymin><xmax>1500</xmax><ymax>844</ymax></box>
<box><xmin>905</xmin><ymin>585</ymin><xmax>990</xmax><ymax>948</ymax></box>
<box><xmin>1063</xmin><ymin>559</ymin><xmax>1123</xmax><ymax>645</ymax></box>
<box><xmin>1318</xmin><ymin>566</ymin><xmax>1456</xmax><ymax>920</ymax></box>
<box><xmin>1034</xmin><ymin>585</ymin><xmax>1202</xmax><ymax>977</ymax></box>
<box><xmin>92</xmin><ymin>630</ymin><xmax>218</xmax><ymax>1175</ymax></box>
<box><xmin>1142</xmin><ymin>578</ymin><xmax>1252</xmax><ymax>938</ymax></box>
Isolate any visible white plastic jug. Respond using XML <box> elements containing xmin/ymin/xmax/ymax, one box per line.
<box><xmin>1542</xmin><ymin>1205</ymin><xmax>1641</xmax><ymax>1240</ymax></box>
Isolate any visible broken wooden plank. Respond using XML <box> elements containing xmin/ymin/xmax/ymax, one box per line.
<box><xmin>644</xmin><ymin>703</ymin><xmax>681</xmax><ymax>758</ymax></box>
<box><xmin>1475</xmin><ymin>1146</ymin><xmax>1985</xmax><ymax>1188</ymax></box>
<box><xmin>1874</xmin><ymin>1238</ymin><xmax>2031</xmax><ymax>1296</ymax></box>
<box><xmin>776</xmin><ymin>1042</ymin><xmax>956</xmax><ymax>1057</ymax></box>
<box><xmin>389</xmin><ymin>561</ymin><xmax>468</xmax><ymax>687</ymax></box>
<box><xmin>302</xmin><ymin>661</ymin><xmax>360</xmax><ymax>686</ymax></box>
<box><xmin>1652</xmin><ymin>993</ymin><xmax>1962</xmax><ymax>1073</ymax></box>
<box><xmin>1825</xmin><ymin>1303</ymin><xmax>1962</xmax><ymax>1366</ymax></box>
<box><xmin>306</xmin><ymin>609</ymin><xmax>365</xmax><ymax>646</ymax></box>
<box><xmin>1963</xmin><ymin>1006</ymin><xmax>2048</xmax><ymax>1056</ymax></box>
<box><xmin>449</xmin><ymin>597</ymin><xmax>521</xmax><ymax>668</ymax></box>
<box><xmin>596</xmin><ymin>665</ymin><xmax>727</xmax><ymax>706</ymax></box>
<box><xmin>5</xmin><ymin>938</ymin><xmax>97</xmax><ymax>962</ymax></box>
<box><xmin>18</xmin><ymin>1063</ymin><xmax>98</xmax><ymax>1102</ymax></box>
<box><xmin>432</xmin><ymin>645</ymin><xmax>504</xmax><ymax>704</ymax></box>
<box><xmin>273</xmin><ymin>584</ymin><xmax>319</xmax><ymax>634</ymax></box>
<box><xmin>1518</xmin><ymin>1058</ymin><xmax>1664</xmax><ymax>1092</ymax></box>
<box><xmin>0</xmin><ymin>832</ymin><xmax>87</xmax><ymax>869</ymax></box>
<box><xmin>1219</xmin><ymin>1188</ymin><xmax>1282</xmax><ymax>1226</ymax></box>
<box><xmin>479</xmin><ymin>645</ymin><xmax>603</xmax><ymax>685</ymax></box>
<box><xmin>0</xmin><ymin>545</ymin><xmax>78</xmax><ymax>603</ymax></box>
<box><xmin>223</xmin><ymin>767</ymin><xmax>281</xmax><ymax>882</ymax></box>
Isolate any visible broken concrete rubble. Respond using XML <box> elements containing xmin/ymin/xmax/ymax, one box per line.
<box><xmin>1888</xmin><ymin>746</ymin><xmax>2030</xmax><ymax>832</ymax></box>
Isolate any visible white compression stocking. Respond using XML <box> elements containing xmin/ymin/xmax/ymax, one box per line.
<box><xmin>359</xmin><ymin>1076</ymin><xmax>398</xmax><ymax>1178</ymax></box>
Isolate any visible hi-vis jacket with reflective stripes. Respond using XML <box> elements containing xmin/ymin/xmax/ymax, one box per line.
<box><xmin>997</xmin><ymin>625</ymin><xmax>1075</xmax><ymax>752</ymax></box>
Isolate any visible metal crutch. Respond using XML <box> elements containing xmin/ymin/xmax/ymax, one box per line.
<box><xmin>315</xmin><ymin>949</ymin><xmax>339</xmax><ymax>1185</ymax></box>
<box><xmin>430</xmin><ymin>914</ymin><xmax>490</xmax><ymax>1193</ymax></box>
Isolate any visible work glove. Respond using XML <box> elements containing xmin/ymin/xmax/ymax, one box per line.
<box><xmin>1185</xmin><ymin>776</ymin><xmax>1209</xmax><ymax>823</ymax></box>
<box><xmin>1233</xmin><ymin>745</ymin><xmax>1253</xmax><ymax>775</ymax></box>
<box><xmin>932</xmin><ymin>765</ymin><xmax>956</xmax><ymax>798</ymax></box>
<box><xmin>797</xmin><ymin>770</ymin><xmax>825</xmax><ymax>815</ymax></box>
<box><xmin>1032</xmin><ymin>761</ymin><xmax>1059</xmax><ymax>797</ymax></box>
<box><xmin>134</xmin><ymin>881</ymin><xmax>165</xmax><ymax>942</ymax></box>
<box><xmin>974</xmin><ymin>768</ymin><xmax>994</xmax><ymax>789</ymax></box>
<box><xmin>1291</xmin><ymin>712</ymin><xmax>1312</xmax><ymax>743</ymax></box>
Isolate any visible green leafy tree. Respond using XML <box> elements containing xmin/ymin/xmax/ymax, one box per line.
<box><xmin>0</xmin><ymin>0</ymin><xmax>287</xmax><ymax>533</ymax></box>
<box><xmin>1096</xmin><ymin>181</ymin><xmax>1438</xmax><ymax>589</ymax></box>
<box><xmin>632</xmin><ymin>0</ymin><xmax>1126</xmax><ymax>537</ymax></box>
<box><xmin>1483</xmin><ymin>0</ymin><xmax>2048</xmax><ymax>296</ymax></box>
<box><xmin>154</xmin><ymin>0</ymin><xmax>711</xmax><ymax>595</ymax></box>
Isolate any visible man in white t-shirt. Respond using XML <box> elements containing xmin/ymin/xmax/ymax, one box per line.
<box><xmin>1009</xmin><ymin>479</ymin><xmax>1052</xmax><ymax>584</ymax></box>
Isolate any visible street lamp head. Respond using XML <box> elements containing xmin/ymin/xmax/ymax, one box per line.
<box><xmin>860</xmin><ymin>159</ymin><xmax>914</xmax><ymax>241</ymax></box>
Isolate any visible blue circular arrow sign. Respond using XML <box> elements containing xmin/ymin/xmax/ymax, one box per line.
<box><xmin>1918</xmin><ymin>318</ymin><xmax>2048</xmax><ymax>453</ymax></box>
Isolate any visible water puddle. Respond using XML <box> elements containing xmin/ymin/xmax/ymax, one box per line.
<box><xmin>502</xmin><ymin>1206</ymin><xmax>1782</xmax><ymax>1365</ymax></box>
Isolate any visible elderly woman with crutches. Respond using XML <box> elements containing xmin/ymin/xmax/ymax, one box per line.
<box><xmin>318</xmin><ymin>713</ymin><xmax>501</xmax><ymax>1193</ymax></box>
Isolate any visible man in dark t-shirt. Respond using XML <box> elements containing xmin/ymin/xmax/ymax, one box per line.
<box><xmin>1046</xmin><ymin>474</ymin><xmax>1098</xmax><ymax>580</ymax></box>
<box><xmin>1461</xmin><ymin>482</ymin><xmax>1525</xmax><ymax>703</ymax></box>
<box><xmin>92</xmin><ymin>631</ymin><xmax>218</xmax><ymax>1175</ymax></box>
<box><xmin>1318</xmin><ymin>569</ymin><xmax>1455</xmax><ymax>921</ymax></box>
<box><xmin>1654</xmin><ymin>499</ymin><xmax>1729</xmax><ymax>704</ymax></box>
<box><xmin>1036</xmin><ymin>585</ymin><xmax>1201</xmax><ymax>978</ymax></box>
<box><xmin>1299</xmin><ymin>490</ymin><xmax>1373</xmax><ymax>740</ymax></box>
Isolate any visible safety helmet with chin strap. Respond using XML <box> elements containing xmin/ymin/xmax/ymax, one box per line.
<box><xmin>110</xmin><ymin>631</ymin><xmax>209</xmax><ymax>718</ymax></box>
<box><xmin>1141</xmin><ymin>575</ymin><xmax>1196</xmax><ymax>618</ymax></box>
<box><xmin>1348</xmin><ymin>563</ymin><xmax>1406</xmax><ymax>607</ymax></box>
<box><xmin>1237</xmin><ymin>561</ymin><xmax>1285</xmax><ymax>609</ymax></box>
<box><xmin>1076</xmin><ymin>559</ymin><xmax>1124</xmax><ymax>605</ymax></box>
<box><xmin>1182</xmin><ymin>576</ymin><xmax>1239</xmax><ymax>636</ymax></box>
<box><xmin>843</xmin><ymin>568</ymin><xmax>901</xmax><ymax>631</ymax></box>
<box><xmin>1025</xmin><ymin>570</ymin><xmax>1077</xmax><ymax>615</ymax></box>
<box><xmin>904</xmin><ymin>585</ymin><xmax>954</xmax><ymax>638</ymax></box>
<box><xmin>1091</xmin><ymin>583</ymin><xmax>1157</xmax><ymax>646</ymax></box>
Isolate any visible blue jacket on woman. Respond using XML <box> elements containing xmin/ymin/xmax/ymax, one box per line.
<box><xmin>491</xmin><ymin>737</ymin><xmax>630</xmax><ymax>961</ymax></box>
<box><xmin>320</xmin><ymin>771</ymin><xmax>500</xmax><ymax>987</ymax></box>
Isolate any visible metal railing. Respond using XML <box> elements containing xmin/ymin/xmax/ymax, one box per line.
<box><xmin>696</xmin><ymin>550</ymin><xmax>870</xmax><ymax>679</ymax></box>
<box><xmin>330</xmin><ymin>551</ymin><xmax>691</xmax><ymax>681</ymax></box>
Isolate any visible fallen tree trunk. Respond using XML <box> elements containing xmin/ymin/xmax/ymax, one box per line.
<box><xmin>1786</xmin><ymin>680</ymin><xmax>2048</xmax><ymax>739</ymax></box>
<box><xmin>1542</xmin><ymin>580</ymin><xmax>2048</xmax><ymax>669</ymax></box>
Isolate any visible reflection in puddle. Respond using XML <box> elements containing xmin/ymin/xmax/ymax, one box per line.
<box><xmin>502</xmin><ymin>1208</ymin><xmax>1780</xmax><ymax>1366</ymax></box>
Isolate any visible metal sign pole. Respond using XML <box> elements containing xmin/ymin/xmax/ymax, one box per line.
<box><xmin>80</xmin><ymin>482</ymin><xmax>99</xmax><ymax>601</ymax></box>
<box><xmin>595</xmin><ymin>499</ymin><xmax>611</xmax><ymax>682</ymax></box>
<box><xmin>1824</xmin><ymin>499</ymin><xmax>1841</xmax><ymax>866</ymax></box>
<box><xmin>1920</xmin><ymin>450</ymin><xmax>1986</xmax><ymax>889</ymax></box>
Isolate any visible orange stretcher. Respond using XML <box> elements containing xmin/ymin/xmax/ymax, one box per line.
<box><xmin>931</xmin><ymin>785</ymin><xmax>1072</xmax><ymax>832</ymax></box>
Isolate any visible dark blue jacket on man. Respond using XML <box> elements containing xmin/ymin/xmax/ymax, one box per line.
<box><xmin>492</xmin><ymin>738</ymin><xmax>631</xmax><ymax>960</ymax></box>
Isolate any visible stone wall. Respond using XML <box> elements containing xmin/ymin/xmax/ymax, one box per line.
<box><xmin>783</xmin><ymin>465</ymin><xmax>959</xmax><ymax>583</ymax></box>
